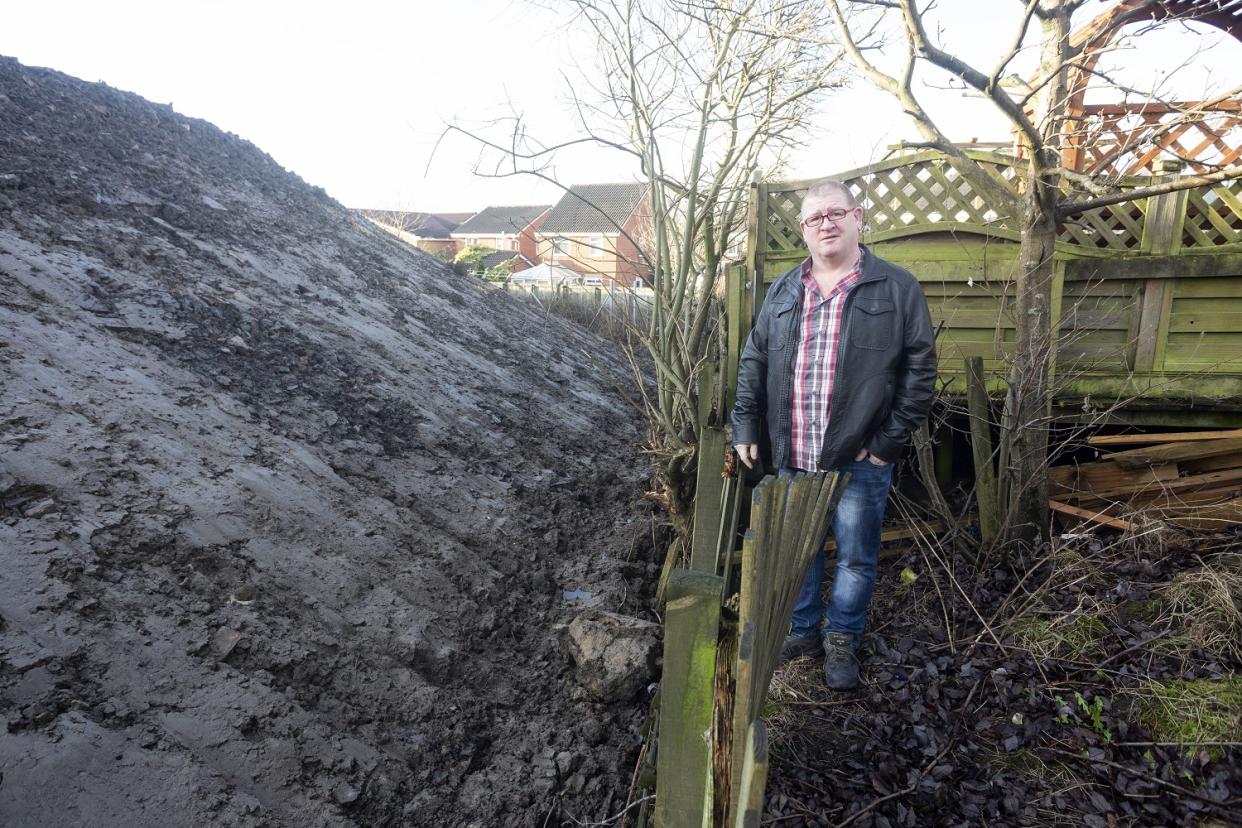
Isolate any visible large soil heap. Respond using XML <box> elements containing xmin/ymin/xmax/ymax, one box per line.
<box><xmin>0</xmin><ymin>56</ymin><xmax>655</xmax><ymax>827</ymax></box>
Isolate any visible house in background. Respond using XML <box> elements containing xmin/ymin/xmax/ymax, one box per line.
<box><xmin>536</xmin><ymin>182</ymin><xmax>652</xmax><ymax>289</ymax></box>
<box><xmin>479</xmin><ymin>249</ymin><xmax>535</xmax><ymax>274</ymax></box>
<box><xmin>356</xmin><ymin>210</ymin><xmax>472</xmax><ymax>257</ymax></box>
<box><xmin>450</xmin><ymin>205</ymin><xmax>550</xmax><ymax>271</ymax></box>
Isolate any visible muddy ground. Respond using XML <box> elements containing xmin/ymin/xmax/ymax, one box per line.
<box><xmin>0</xmin><ymin>56</ymin><xmax>660</xmax><ymax>827</ymax></box>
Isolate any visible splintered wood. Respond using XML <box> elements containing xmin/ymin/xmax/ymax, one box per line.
<box><xmin>1051</xmin><ymin>430</ymin><xmax>1242</xmax><ymax>531</ymax></box>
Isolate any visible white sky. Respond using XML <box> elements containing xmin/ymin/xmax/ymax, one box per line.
<box><xmin>2</xmin><ymin>1</ymin><xmax>1236</xmax><ymax>213</ymax></box>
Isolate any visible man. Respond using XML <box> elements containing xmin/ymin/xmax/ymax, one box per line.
<box><xmin>732</xmin><ymin>179</ymin><xmax>936</xmax><ymax>690</ymax></box>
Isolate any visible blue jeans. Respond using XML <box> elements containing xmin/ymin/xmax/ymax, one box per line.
<box><xmin>783</xmin><ymin>459</ymin><xmax>893</xmax><ymax>648</ymax></box>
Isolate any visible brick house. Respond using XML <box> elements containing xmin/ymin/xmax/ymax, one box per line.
<box><xmin>450</xmin><ymin>205</ymin><xmax>550</xmax><ymax>271</ymax></box>
<box><xmin>356</xmin><ymin>210</ymin><xmax>472</xmax><ymax>256</ymax></box>
<box><xmin>536</xmin><ymin>183</ymin><xmax>653</xmax><ymax>289</ymax></box>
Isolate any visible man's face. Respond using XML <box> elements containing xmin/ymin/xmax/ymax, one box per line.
<box><xmin>800</xmin><ymin>193</ymin><xmax>862</xmax><ymax>261</ymax></box>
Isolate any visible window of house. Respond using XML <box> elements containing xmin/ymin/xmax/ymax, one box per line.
<box><xmin>589</xmin><ymin>235</ymin><xmax>605</xmax><ymax>258</ymax></box>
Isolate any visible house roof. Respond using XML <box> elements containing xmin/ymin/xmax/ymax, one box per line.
<box><xmin>356</xmin><ymin>210</ymin><xmax>472</xmax><ymax>239</ymax></box>
<box><xmin>480</xmin><ymin>250</ymin><xmax>524</xmax><ymax>269</ymax></box>
<box><xmin>539</xmin><ymin>182</ymin><xmax>648</xmax><ymax>235</ymax></box>
<box><xmin>452</xmin><ymin>205</ymin><xmax>550</xmax><ymax>236</ymax></box>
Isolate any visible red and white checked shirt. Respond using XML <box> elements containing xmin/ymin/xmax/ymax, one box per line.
<box><xmin>789</xmin><ymin>252</ymin><xmax>864</xmax><ymax>471</ymax></box>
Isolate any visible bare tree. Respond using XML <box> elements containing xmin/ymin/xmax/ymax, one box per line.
<box><xmin>824</xmin><ymin>0</ymin><xmax>1242</xmax><ymax>547</ymax></box>
<box><xmin>450</xmin><ymin>0</ymin><xmax>849</xmax><ymax>544</ymax></box>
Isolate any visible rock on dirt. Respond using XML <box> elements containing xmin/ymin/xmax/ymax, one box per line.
<box><xmin>567</xmin><ymin>610</ymin><xmax>661</xmax><ymax>702</ymax></box>
<box><xmin>0</xmin><ymin>56</ymin><xmax>658</xmax><ymax>827</ymax></box>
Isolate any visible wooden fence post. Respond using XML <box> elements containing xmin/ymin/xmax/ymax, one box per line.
<box><xmin>691</xmin><ymin>365</ymin><xmax>729</xmax><ymax>573</ymax></box>
<box><xmin>657</xmin><ymin>570</ymin><xmax>725</xmax><ymax>828</ymax></box>
<box><xmin>965</xmin><ymin>356</ymin><xmax>1000</xmax><ymax>544</ymax></box>
<box><xmin>1133</xmin><ymin>159</ymin><xmax>1188</xmax><ymax>373</ymax></box>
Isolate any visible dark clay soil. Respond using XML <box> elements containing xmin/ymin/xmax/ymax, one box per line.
<box><xmin>0</xmin><ymin>56</ymin><xmax>659</xmax><ymax>827</ymax></box>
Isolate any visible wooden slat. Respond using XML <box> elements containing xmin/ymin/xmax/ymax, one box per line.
<box><xmin>690</xmin><ymin>426</ymin><xmax>728</xmax><ymax>573</ymax></box>
<box><xmin>1088</xmin><ymin>428</ymin><xmax>1242</xmax><ymax>446</ymax></box>
<box><xmin>1104</xmin><ymin>437</ymin><xmax>1242</xmax><ymax>469</ymax></box>
<box><xmin>1169</xmin><ymin>296</ymin><xmax>1242</xmax><ymax>315</ymax></box>
<box><xmin>1049</xmin><ymin>460</ymin><xmax>1180</xmax><ymax>496</ymax></box>
<box><xmin>733</xmin><ymin>721</ymin><xmax>768</xmax><ymax>828</ymax></box>
<box><xmin>1173</xmin><ymin>278</ymin><xmax>1242</xmax><ymax>299</ymax></box>
<box><xmin>1126</xmin><ymin>483</ymin><xmax>1242</xmax><ymax>510</ymax></box>
<box><xmin>1060</xmin><ymin>468</ymin><xmax>1242</xmax><ymax>506</ymax></box>
<box><xmin>1049</xmin><ymin>499</ymin><xmax>1138</xmax><ymax>531</ymax></box>
<box><xmin>1179</xmin><ymin>450</ymin><xmax>1242</xmax><ymax>474</ymax></box>
<box><xmin>1165</xmin><ymin>497</ymin><xmax>1242</xmax><ymax>530</ymax></box>
<box><xmin>928</xmin><ymin>310</ymin><xmax>1017</xmax><ymax>328</ymax></box>
<box><xmin>966</xmin><ymin>357</ymin><xmax>1000</xmax><ymax>544</ymax></box>
<box><xmin>715</xmin><ymin>475</ymin><xmax>743</xmax><ymax>590</ymax></box>
<box><xmin>823</xmin><ymin>520</ymin><xmax>948</xmax><ymax>551</ymax></box>
<box><xmin>729</xmin><ymin>525</ymin><xmax>758</xmax><ymax>806</ymax></box>
<box><xmin>1168</xmin><ymin>312</ymin><xmax>1242</xmax><ymax>333</ymax></box>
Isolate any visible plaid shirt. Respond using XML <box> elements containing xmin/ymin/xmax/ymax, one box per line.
<box><xmin>789</xmin><ymin>252</ymin><xmax>864</xmax><ymax>471</ymax></box>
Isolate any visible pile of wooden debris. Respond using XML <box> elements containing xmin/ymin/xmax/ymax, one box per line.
<box><xmin>1051</xmin><ymin>429</ymin><xmax>1242</xmax><ymax>532</ymax></box>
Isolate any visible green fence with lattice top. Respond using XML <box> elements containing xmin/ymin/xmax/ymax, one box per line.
<box><xmin>741</xmin><ymin>150</ymin><xmax>1242</xmax><ymax>423</ymax></box>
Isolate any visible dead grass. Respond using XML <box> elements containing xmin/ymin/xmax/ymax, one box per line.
<box><xmin>1008</xmin><ymin>609</ymin><xmax>1109</xmax><ymax>660</ymax></box>
<box><xmin>985</xmin><ymin>747</ymin><xmax>1077</xmax><ymax>788</ymax></box>
<box><xmin>1127</xmin><ymin>676</ymin><xmax>1242</xmax><ymax>754</ymax></box>
<box><xmin>1161</xmin><ymin>554</ymin><xmax>1242</xmax><ymax>662</ymax></box>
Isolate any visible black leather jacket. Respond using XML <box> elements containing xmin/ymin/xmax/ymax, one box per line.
<box><xmin>732</xmin><ymin>246</ymin><xmax>937</xmax><ymax>470</ymax></box>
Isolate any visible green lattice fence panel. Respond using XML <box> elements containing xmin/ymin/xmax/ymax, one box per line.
<box><xmin>852</xmin><ymin>157</ymin><xmax>1020</xmax><ymax>235</ymax></box>
<box><xmin>1182</xmin><ymin>180</ymin><xmax>1242</xmax><ymax>250</ymax></box>
<box><xmin>1057</xmin><ymin>198</ymin><xmax>1147</xmax><ymax>251</ymax></box>
<box><xmin>764</xmin><ymin>188</ymin><xmax>806</xmax><ymax>252</ymax></box>
<box><xmin>763</xmin><ymin>151</ymin><xmax>1025</xmax><ymax>255</ymax></box>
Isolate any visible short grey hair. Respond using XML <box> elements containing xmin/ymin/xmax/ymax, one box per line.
<box><xmin>800</xmin><ymin>179</ymin><xmax>858</xmax><ymax>218</ymax></box>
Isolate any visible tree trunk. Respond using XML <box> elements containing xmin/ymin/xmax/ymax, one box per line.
<box><xmin>1003</xmin><ymin>189</ymin><xmax>1057</xmax><ymax>547</ymax></box>
<box><xmin>998</xmin><ymin>6</ymin><xmax>1072</xmax><ymax>550</ymax></box>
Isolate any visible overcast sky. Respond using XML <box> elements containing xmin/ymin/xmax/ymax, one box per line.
<box><xmin>2</xmin><ymin>1</ymin><xmax>1235</xmax><ymax>212</ymax></box>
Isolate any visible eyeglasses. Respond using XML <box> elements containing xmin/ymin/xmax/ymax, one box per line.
<box><xmin>801</xmin><ymin>208</ymin><xmax>856</xmax><ymax>228</ymax></box>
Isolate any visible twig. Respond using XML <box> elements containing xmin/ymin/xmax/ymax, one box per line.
<box><xmin>1046</xmin><ymin>747</ymin><xmax>1242</xmax><ymax>810</ymax></box>
<box><xmin>563</xmin><ymin>795</ymin><xmax>656</xmax><ymax>827</ymax></box>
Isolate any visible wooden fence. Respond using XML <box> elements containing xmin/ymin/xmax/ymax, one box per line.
<box><xmin>655</xmin><ymin>471</ymin><xmax>847</xmax><ymax>827</ymax></box>
<box><xmin>647</xmin><ymin>144</ymin><xmax>1242</xmax><ymax>825</ymax></box>
<box><xmin>745</xmin><ymin>150</ymin><xmax>1242</xmax><ymax>424</ymax></box>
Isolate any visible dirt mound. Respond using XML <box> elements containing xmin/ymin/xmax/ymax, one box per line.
<box><xmin>0</xmin><ymin>56</ymin><xmax>657</xmax><ymax>827</ymax></box>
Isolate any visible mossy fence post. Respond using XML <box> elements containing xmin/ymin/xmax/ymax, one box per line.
<box><xmin>654</xmin><ymin>472</ymin><xmax>846</xmax><ymax>826</ymax></box>
<box><xmin>656</xmin><ymin>570</ymin><xmax>724</xmax><ymax>826</ymax></box>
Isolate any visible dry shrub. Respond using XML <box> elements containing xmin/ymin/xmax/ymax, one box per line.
<box><xmin>1112</xmin><ymin>513</ymin><xmax>1187</xmax><ymax>560</ymax></box>
<box><xmin>1162</xmin><ymin>554</ymin><xmax>1242</xmax><ymax>663</ymax></box>
<box><xmin>1045</xmin><ymin>541</ymin><xmax>1112</xmax><ymax>592</ymax></box>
